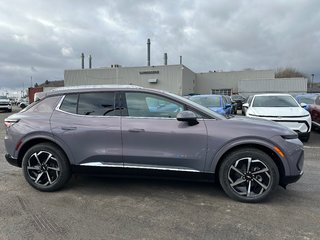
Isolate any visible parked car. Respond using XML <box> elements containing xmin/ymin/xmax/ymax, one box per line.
<box><xmin>224</xmin><ymin>95</ymin><xmax>237</xmax><ymax>114</ymax></box>
<box><xmin>19</xmin><ymin>99</ymin><xmax>29</xmax><ymax>109</ymax></box>
<box><xmin>242</xmin><ymin>96</ymin><xmax>253</xmax><ymax>115</ymax></box>
<box><xmin>4</xmin><ymin>85</ymin><xmax>304</xmax><ymax>203</ymax></box>
<box><xmin>243</xmin><ymin>93</ymin><xmax>312</xmax><ymax>142</ymax></box>
<box><xmin>0</xmin><ymin>96</ymin><xmax>12</xmax><ymax>112</ymax></box>
<box><xmin>231</xmin><ymin>95</ymin><xmax>246</xmax><ymax>110</ymax></box>
<box><xmin>188</xmin><ymin>94</ymin><xmax>233</xmax><ymax>116</ymax></box>
<box><xmin>295</xmin><ymin>94</ymin><xmax>320</xmax><ymax>130</ymax></box>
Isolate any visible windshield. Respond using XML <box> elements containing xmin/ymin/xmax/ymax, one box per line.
<box><xmin>189</xmin><ymin>95</ymin><xmax>221</xmax><ymax>108</ymax></box>
<box><xmin>252</xmin><ymin>95</ymin><xmax>299</xmax><ymax>107</ymax></box>
<box><xmin>0</xmin><ymin>96</ymin><xmax>8</xmax><ymax>99</ymax></box>
<box><xmin>166</xmin><ymin>92</ymin><xmax>226</xmax><ymax>119</ymax></box>
<box><xmin>297</xmin><ymin>96</ymin><xmax>316</xmax><ymax>104</ymax></box>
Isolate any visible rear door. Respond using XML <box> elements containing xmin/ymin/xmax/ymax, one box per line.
<box><xmin>51</xmin><ymin>91</ymin><xmax>122</xmax><ymax>167</ymax></box>
<box><xmin>120</xmin><ymin>91</ymin><xmax>208</xmax><ymax>172</ymax></box>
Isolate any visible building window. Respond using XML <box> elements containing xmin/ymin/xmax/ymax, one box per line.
<box><xmin>211</xmin><ymin>89</ymin><xmax>232</xmax><ymax>96</ymax></box>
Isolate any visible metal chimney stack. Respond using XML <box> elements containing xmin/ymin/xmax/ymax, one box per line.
<box><xmin>81</xmin><ymin>53</ymin><xmax>84</xmax><ymax>69</ymax></box>
<box><xmin>179</xmin><ymin>56</ymin><xmax>182</xmax><ymax>65</ymax></box>
<box><xmin>89</xmin><ymin>55</ymin><xmax>92</xmax><ymax>69</ymax></box>
<box><xmin>147</xmin><ymin>38</ymin><xmax>151</xmax><ymax>66</ymax></box>
<box><xmin>164</xmin><ymin>53</ymin><xmax>168</xmax><ymax>65</ymax></box>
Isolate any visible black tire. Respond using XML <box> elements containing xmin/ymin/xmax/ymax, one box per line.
<box><xmin>22</xmin><ymin>143</ymin><xmax>71</xmax><ymax>192</ymax></box>
<box><xmin>299</xmin><ymin>132</ymin><xmax>310</xmax><ymax>142</ymax></box>
<box><xmin>219</xmin><ymin>148</ymin><xmax>279</xmax><ymax>203</ymax></box>
<box><xmin>8</xmin><ymin>109</ymin><xmax>12</xmax><ymax>112</ymax></box>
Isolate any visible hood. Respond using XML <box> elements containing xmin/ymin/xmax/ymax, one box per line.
<box><xmin>248</xmin><ymin>107</ymin><xmax>309</xmax><ymax>117</ymax></box>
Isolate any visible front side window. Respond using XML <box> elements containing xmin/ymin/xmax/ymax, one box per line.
<box><xmin>252</xmin><ymin>96</ymin><xmax>299</xmax><ymax>107</ymax></box>
<box><xmin>124</xmin><ymin>92</ymin><xmax>184</xmax><ymax>118</ymax></box>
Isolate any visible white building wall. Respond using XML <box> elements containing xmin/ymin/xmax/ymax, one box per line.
<box><xmin>238</xmin><ymin>78</ymin><xmax>308</xmax><ymax>97</ymax></box>
<box><xmin>194</xmin><ymin>70</ymin><xmax>275</xmax><ymax>94</ymax></box>
<box><xmin>64</xmin><ymin>65</ymin><xmax>184</xmax><ymax>95</ymax></box>
<box><xmin>181</xmin><ymin>66</ymin><xmax>196</xmax><ymax>95</ymax></box>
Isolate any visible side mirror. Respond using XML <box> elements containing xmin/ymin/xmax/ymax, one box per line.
<box><xmin>225</xmin><ymin>104</ymin><xmax>231</xmax><ymax>109</ymax></box>
<box><xmin>242</xmin><ymin>103</ymin><xmax>249</xmax><ymax>108</ymax></box>
<box><xmin>177</xmin><ymin>111</ymin><xmax>198</xmax><ymax>125</ymax></box>
<box><xmin>300</xmin><ymin>102</ymin><xmax>307</xmax><ymax>109</ymax></box>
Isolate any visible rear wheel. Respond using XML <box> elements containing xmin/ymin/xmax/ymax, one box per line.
<box><xmin>22</xmin><ymin>143</ymin><xmax>71</xmax><ymax>191</ymax></box>
<box><xmin>219</xmin><ymin>148</ymin><xmax>279</xmax><ymax>203</ymax></box>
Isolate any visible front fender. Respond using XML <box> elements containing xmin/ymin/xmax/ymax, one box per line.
<box><xmin>206</xmin><ymin>137</ymin><xmax>290</xmax><ymax>175</ymax></box>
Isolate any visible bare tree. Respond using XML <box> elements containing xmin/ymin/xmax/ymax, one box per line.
<box><xmin>275</xmin><ymin>68</ymin><xmax>307</xmax><ymax>78</ymax></box>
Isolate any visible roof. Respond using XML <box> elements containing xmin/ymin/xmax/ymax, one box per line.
<box><xmin>45</xmin><ymin>84</ymin><xmax>144</xmax><ymax>96</ymax></box>
<box><xmin>38</xmin><ymin>80</ymin><xmax>64</xmax><ymax>88</ymax></box>
<box><xmin>253</xmin><ymin>93</ymin><xmax>292</xmax><ymax>97</ymax></box>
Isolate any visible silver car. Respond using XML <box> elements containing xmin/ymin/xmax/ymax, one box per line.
<box><xmin>4</xmin><ymin>85</ymin><xmax>304</xmax><ymax>203</ymax></box>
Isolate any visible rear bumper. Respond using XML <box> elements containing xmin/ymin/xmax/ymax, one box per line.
<box><xmin>5</xmin><ymin>154</ymin><xmax>21</xmax><ymax>167</ymax></box>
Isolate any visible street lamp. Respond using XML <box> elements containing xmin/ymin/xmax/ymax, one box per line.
<box><xmin>311</xmin><ymin>74</ymin><xmax>315</xmax><ymax>91</ymax></box>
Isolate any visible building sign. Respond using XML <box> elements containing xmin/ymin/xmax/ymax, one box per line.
<box><xmin>139</xmin><ymin>70</ymin><xmax>160</xmax><ymax>75</ymax></box>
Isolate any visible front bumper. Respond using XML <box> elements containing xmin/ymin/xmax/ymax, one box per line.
<box><xmin>281</xmin><ymin>171</ymin><xmax>303</xmax><ymax>186</ymax></box>
<box><xmin>5</xmin><ymin>154</ymin><xmax>21</xmax><ymax>167</ymax></box>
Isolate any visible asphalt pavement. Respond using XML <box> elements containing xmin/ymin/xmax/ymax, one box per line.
<box><xmin>0</xmin><ymin>107</ymin><xmax>319</xmax><ymax>240</ymax></box>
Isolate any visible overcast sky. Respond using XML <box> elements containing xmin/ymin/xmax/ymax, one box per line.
<box><xmin>1</xmin><ymin>0</ymin><xmax>320</xmax><ymax>89</ymax></box>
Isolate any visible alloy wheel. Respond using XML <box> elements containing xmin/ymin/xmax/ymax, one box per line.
<box><xmin>26</xmin><ymin>151</ymin><xmax>61</xmax><ymax>186</ymax></box>
<box><xmin>227</xmin><ymin>157</ymin><xmax>271</xmax><ymax>197</ymax></box>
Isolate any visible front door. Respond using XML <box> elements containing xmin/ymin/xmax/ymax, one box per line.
<box><xmin>121</xmin><ymin>91</ymin><xmax>208</xmax><ymax>172</ymax></box>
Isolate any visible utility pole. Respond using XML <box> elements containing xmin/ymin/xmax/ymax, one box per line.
<box><xmin>30</xmin><ymin>76</ymin><xmax>33</xmax><ymax>87</ymax></box>
<box><xmin>311</xmin><ymin>74</ymin><xmax>315</xmax><ymax>91</ymax></box>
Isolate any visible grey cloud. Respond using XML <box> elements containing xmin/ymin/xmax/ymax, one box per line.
<box><xmin>0</xmin><ymin>0</ymin><xmax>319</xmax><ymax>89</ymax></box>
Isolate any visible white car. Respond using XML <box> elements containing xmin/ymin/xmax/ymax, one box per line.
<box><xmin>243</xmin><ymin>93</ymin><xmax>311</xmax><ymax>142</ymax></box>
<box><xmin>0</xmin><ymin>96</ymin><xmax>12</xmax><ymax>112</ymax></box>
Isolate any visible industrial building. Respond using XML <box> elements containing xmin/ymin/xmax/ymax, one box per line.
<box><xmin>64</xmin><ymin>39</ymin><xmax>307</xmax><ymax>96</ymax></box>
<box><xmin>65</xmin><ymin>65</ymin><xmax>307</xmax><ymax>97</ymax></box>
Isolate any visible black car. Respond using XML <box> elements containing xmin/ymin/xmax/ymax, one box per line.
<box><xmin>231</xmin><ymin>95</ymin><xmax>246</xmax><ymax>110</ymax></box>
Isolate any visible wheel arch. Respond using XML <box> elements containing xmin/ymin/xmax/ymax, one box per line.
<box><xmin>17</xmin><ymin>137</ymin><xmax>73</xmax><ymax>167</ymax></box>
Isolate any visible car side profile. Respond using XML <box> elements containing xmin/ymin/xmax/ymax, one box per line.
<box><xmin>4</xmin><ymin>85</ymin><xmax>304</xmax><ymax>203</ymax></box>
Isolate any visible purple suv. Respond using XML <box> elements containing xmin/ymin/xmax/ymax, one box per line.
<box><xmin>4</xmin><ymin>85</ymin><xmax>304</xmax><ymax>202</ymax></box>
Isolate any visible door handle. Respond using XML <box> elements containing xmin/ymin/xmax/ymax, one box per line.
<box><xmin>128</xmin><ymin>128</ymin><xmax>145</xmax><ymax>133</ymax></box>
<box><xmin>61</xmin><ymin>126</ymin><xmax>77</xmax><ymax>131</ymax></box>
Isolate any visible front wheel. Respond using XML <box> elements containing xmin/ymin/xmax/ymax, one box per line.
<box><xmin>22</xmin><ymin>143</ymin><xmax>71</xmax><ymax>191</ymax></box>
<box><xmin>219</xmin><ymin>148</ymin><xmax>279</xmax><ymax>203</ymax></box>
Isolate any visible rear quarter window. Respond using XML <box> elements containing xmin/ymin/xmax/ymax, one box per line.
<box><xmin>26</xmin><ymin>96</ymin><xmax>61</xmax><ymax>113</ymax></box>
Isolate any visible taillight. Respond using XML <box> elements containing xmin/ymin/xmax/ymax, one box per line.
<box><xmin>4</xmin><ymin>119</ymin><xmax>19</xmax><ymax>128</ymax></box>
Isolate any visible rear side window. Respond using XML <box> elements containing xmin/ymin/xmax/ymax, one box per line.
<box><xmin>78</xmin><ymin>92</ymin><xmax>115</xmax><ymax>116</ymax></box>
<box><xmin>60</xmin><ymin>92</ymin><xmax>116</xmax><ymax>116</ymax></box>
<box><xmin>60</xmin><ymin>94</ymin><xmax>78</xmax><ymax>114</ymax></box>
<box><xmin>315</xmin><ymin>96</ymin><xmax>320</xmax><ymax>105</ymax></box>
